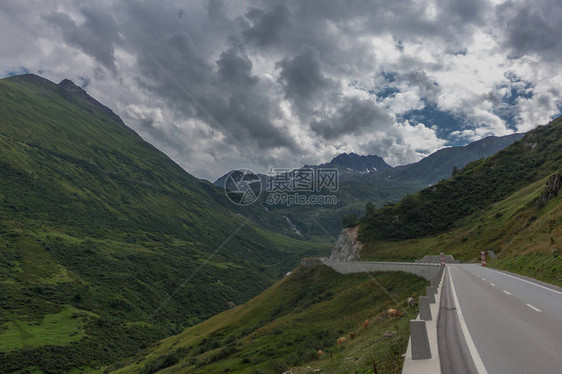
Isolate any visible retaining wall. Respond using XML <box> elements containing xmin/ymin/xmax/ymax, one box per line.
<box><xmin>311</xmin><ymin>258</ymin><xmax>442</xmax><ymax>280</ymax></box>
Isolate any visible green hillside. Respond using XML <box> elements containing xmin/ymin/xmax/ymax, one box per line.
<box><xmin>358</xmin><ymin>116</ymin><xmax>562</xmax><ymax>286</ymax></box>
<box><xmin>359</xmin><ymin>173</ymin><xmax>562</xmax><ymax>285</ymax></box>
<box><xmin>271</xmin><ymin>179</ymin><xmax>421</xmax><ymax>240</ymax></box>
<box><xmin>108</xmin><ymin>116</ymin><xmax>561</xmax><ymax>374</ymax></box>
<box><xmin>252</xmin><ymin>135</ymin><xmax>522</xmax><ymax>240</ymax></box>
<box><xmin>110</xmin><ymin>266</ymin><xmax>426</xmax><ymax>374</ymax></box>
<box><xmin>0</xmin><ymin>74</ymin><xmax>329</xmax><ymax>373</ymax></box>
<box><xmin>360</xmin><ymin>116</ymin><xmax>562</xmax><ymax>241</ymax></box>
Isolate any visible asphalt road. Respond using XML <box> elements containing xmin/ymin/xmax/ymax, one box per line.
<box><xmin>444</xmin><ymin>264</ymin><xmax>562</xmax><ymax>374</ymax></box>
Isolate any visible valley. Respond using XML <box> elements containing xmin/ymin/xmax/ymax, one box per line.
<box><xmin>2</xmin><ymin>2</ymin><xmax>561</xmax><ymax>373</ymax></box>
<box><xmin>0</xmin><ymin>74</ymin><xmax>329</xmax><ymax>373</ymax></box>
<box><xmin>108</xmin><ymin>116</ymin><xmax>561</xmax><ymax>374</ymax></box>
<box><xmin>0</xmin><ymin>74</ymin><xmax>559</xmax><ymax>374</ymax></box>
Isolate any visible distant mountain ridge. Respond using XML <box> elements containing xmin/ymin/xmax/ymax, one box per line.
<box><xmin>214</xmin><ymin>153</ymin><xmax>391</xmax><ymax>188</ymax></box>
<box><xmin>306</xmin><ymin>152</ymin><xmax>392</xmax><ymax>176</ymax></box>
<box><xmin>362</xmin><ymin>133</ymin><xmax>525</xmax><ymax>186</ymax></box>
<box><xmin>214</xmin><ymin>134</ymin><xmax>524</xmax><ymax>238</ymax></box>
<box><xmin>216</xmin><ymin>135</ymin><xmax>523</xmax><ymax>187</ymax></box>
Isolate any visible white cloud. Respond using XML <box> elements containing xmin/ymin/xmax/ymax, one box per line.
<box><xmin>0</xmin><ymin>0</ymin><xmax>560</xmax><ymax>181</ymax></box>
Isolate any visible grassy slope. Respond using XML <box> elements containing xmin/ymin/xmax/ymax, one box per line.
<box><xmin>359</xmin><ymin>169</ymin><xmax>562</xmax><ymax>286</ymax></box>
<box><xmin>357</xmin><ymin>116</ymin><xmax>562</xmax><ymax>286</ymax></box>
<box><xmin>0</xmin><ymin>74</ymin><xmax>330</xmax><ymax>373</ymax></box>
<box><xmin>360</xmin><ymin>175</ymin><xmax>562</xmax><ymax>286</ymax></box>
<box><xmin>111</xmin><ymin>266</ymin><xmax>427</xmax><ymax>374</ymax></box>
<box><xmin>360</xmin><ymin>116</ymin><xmax>562</xmax><ymax>241</ymax></box>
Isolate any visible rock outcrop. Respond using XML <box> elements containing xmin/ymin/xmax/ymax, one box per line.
<box><xmin>538</xmin><ymin>173</ymin><xmax>561</xmax><ymax>206</ymax></box>
<box><xmin>329</xmin><ymin>225</ymin><xmax>363</xmax><ymax>261</ymax></box>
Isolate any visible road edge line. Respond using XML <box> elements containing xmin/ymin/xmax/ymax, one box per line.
<box><xmin>526</xmin><ymin>303</ymin><xmax>542</xmax><ymax>312</ymax></box>
<box><xmin>475</xmin><ymin>266</ymin><xmax>562</xmax><ymax>295</ymax></box>
<box><xmin>447</xmin><ymin>266</ymin><xmax>489</xmax><ymax>374</ymax></box>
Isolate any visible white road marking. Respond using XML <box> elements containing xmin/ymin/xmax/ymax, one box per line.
<box><xmin>475</xmin><ymin>266</ymin><xmax>562</xmax><ymax>295</ymax></box>
<box><xmin>448</xmin><ymin>267</ymin><xmax>489</xmax><ymax>374</ymax></box>
<box><xmin>503</xmin><ymin>290</ymin><xmax>511</xmax><ymax>295</ymax></box>
<box><xmin>526</xmin><ymin>304</ymin><xmax>542</xmax><ymax>312</ymax></box>
<box><xmin>482</xmin><ymin>278</ymin><xmax>486</xmax><ymax>281</ymax></box>
<box><xmin>490</xmin><ymin>283</ymin><xmax>495</xmax><ymax>287</ymax></box>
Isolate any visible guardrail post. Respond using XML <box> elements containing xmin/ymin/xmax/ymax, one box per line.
<box><xmin>425</xmin><ymin>286</ymin><xmax>435</xmax><ymax>303</ymax></box>
<box><xmin>410</xmin><ymin>320</ymin><xmax>432</xmax><ymax>359</ymax></box>
<box><xmin>430</xmin><ymin>277</ymin><xmax>439</xmax><ymax>292</ymax></box>
<box><xmin>419</xmin><ymin>296</ymin><xmax>432</xmax><ymax>320</ymax></box>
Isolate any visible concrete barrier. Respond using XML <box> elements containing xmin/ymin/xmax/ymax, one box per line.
<box><xmin>315</xmin><ymin>258</ymin><xmax>442</xmax><ymax>280</ymax></box>
<box><xmin>419</xmin><ymin>296</ymin><xmax>432</xmax><ymax>321</ymax></box>
<box><xmin>430</xmin><ymin>278</ymin><xmax>439</xmax><ymax>291</ymax></box>
<box><xmin>426</xmin><ymin>287</ymin><xmax>435</xmax><ymax>303</ymax></box>
<box><xmin>300</xmin><ymin>258</ymin><xmax>322</xmax><ymax>267</ymax></box>
<box><xmin>402</xmin><ymin>265</ymin><xmax>446</xmax><ymax>374</ymax></box>
<box><xmin>430</xmin><ymin>278</ymin><xmax>436</xmax><ymax>288</ymax></box>
<box><xmin>299</xmin><ymin>257</ymin><xmax>446</xmax><ymax>372</ymax></box>
<box><xmin>415</xmin><ymin>254</ymin><xmax>459</xmax><ymax>264</ymax></box>
<box><xmin>410</xmin><ymin>320</ymin><xmax>432</xmax><ymax>359</ymax></box>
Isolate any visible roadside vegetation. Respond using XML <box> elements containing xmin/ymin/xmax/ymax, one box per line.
<box><xmin>359</xmin><ymin>116</ymin><xmax>562</xmax><ymax>286</ymax></box>
<box><xmin>360</xmin><ymin>175</ymin><xmax>561</xmax><ymax>286</ymax></box>
<box><xmin>0</xmin><ymin>75</ymin><xmax>329</xmax><ymax>373</ymax></box>
<box><xmin>360</xmin><ymin>116</ymin><xmax>561</xmax><ymax>241</ymax></box>
<box><xmin>110</xmin><ymin>266</ymin><xmax>426</xmax><ymax>374</ymax></box>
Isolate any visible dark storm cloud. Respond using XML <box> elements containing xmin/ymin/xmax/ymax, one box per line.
<box><xmin>287</xmin><ymin>0</ymin><xmax>487</xmax><ymax>45</ymax></box>
<box><xmin>497</xmin><ymin>0</ymin><xmax>562</xmax><ymax>60</ymax></box>
<box><xmin>216</xmin><ymin>47</ymin><xmax>257</xmax><ymax>86</ymax></box>
<box><xmin>110</xmin><ymin>1</ymin><xmax>297</xmax><ymax>153</ymax></box>
<box><xmin>45</xmin><ymin>8</ymin><xmax>121</xmax><ymax>72</ymax></box>
<box><xmin>277</xmin><ymin>46</ymin><xmax>338</xmax><ymax>118</ymax></box>
<box><xmin>7</xmin><ymin>0</ymin><xmax>559</xmax><ymax>179</ymax></box>
<box><xmin>41</xmin><ymin>0</ymin><xmax>495</xmax><ymax>155</ymax></box>
<box><xmin>242</xmin><ymin>5</ymin><xmax>292</xmax><ymax>49</ymax></box>
<box><xmin>310</xmin><ymin>97</ymin><xmax>393</xmax><ymax>139</ymax></box>
<box><xmin>211</xmin><ymin>46</ymin><xmax>296</xmax><ymax>149</ymax></box>
<box><xmin>441</xmin><ymin>0</ymin><xmax>489</xmax><ymax>23</ymax></box>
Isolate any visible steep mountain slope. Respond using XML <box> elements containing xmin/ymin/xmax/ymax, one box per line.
<box><xmin>213</xmin><ymin>152</ymin><xmax>392</xmax><ymax>191</ymax></box>
<box><xmin>311</xmin><ymin>152</ymin><xmax>392</xmax><ymax>179</ymax></box>
<box><xmin>108</xmin><ymin>118</ymin><xmax>561</xmax><ymax>374</ymax></box>
<box><xmin>110</xmin><ymin>266</ymin><xmax>426</xmax><ymax>374</ymax></box>
<box><xmin>215</xmin><ymin>135</ymin><xmax>523</xmax><ymax>240</ymax></box>
<box><xmin>360</xmin><ymin>116</ymin><xmax>561</xmax><ymax>241</ymax></box>
<box><xmin>0</xmin><ymin>74</ymin><xmax>329</xmax><ymax>373</ymax></box>
<box><xmin>358</xmin><ymin>116</ymin><xmax>562</xmax><ymax>286</ymax></box>
<box><xmin>360</xmin><ymin>173</ymin><xmax>562</xmax><ymax>286</ymax></box>
<box><xmin>362</xmin><ymin>133</ymin><xmax>524</xmax><ymax>186</ymax></box>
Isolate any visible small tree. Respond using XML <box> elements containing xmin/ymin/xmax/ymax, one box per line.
<box><xmin>365</xmin><ymin>201</ymin><xmax>375</xmax><ymax>214</ymax></box>
<box><xmin>451</xmin><ymin>165</ymin><xmax>459</xmax><ymax>176</ymax></box>
<box><xmin>341</xmin><ymin>213</ymin><xmax>358</xmax><ymax>227</ymax></box>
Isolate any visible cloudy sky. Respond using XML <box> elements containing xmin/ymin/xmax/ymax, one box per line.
<box><xmin>1</xmin><ymin>0</ymin><xmax>561</xmax><ymax>181</ymax></box>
